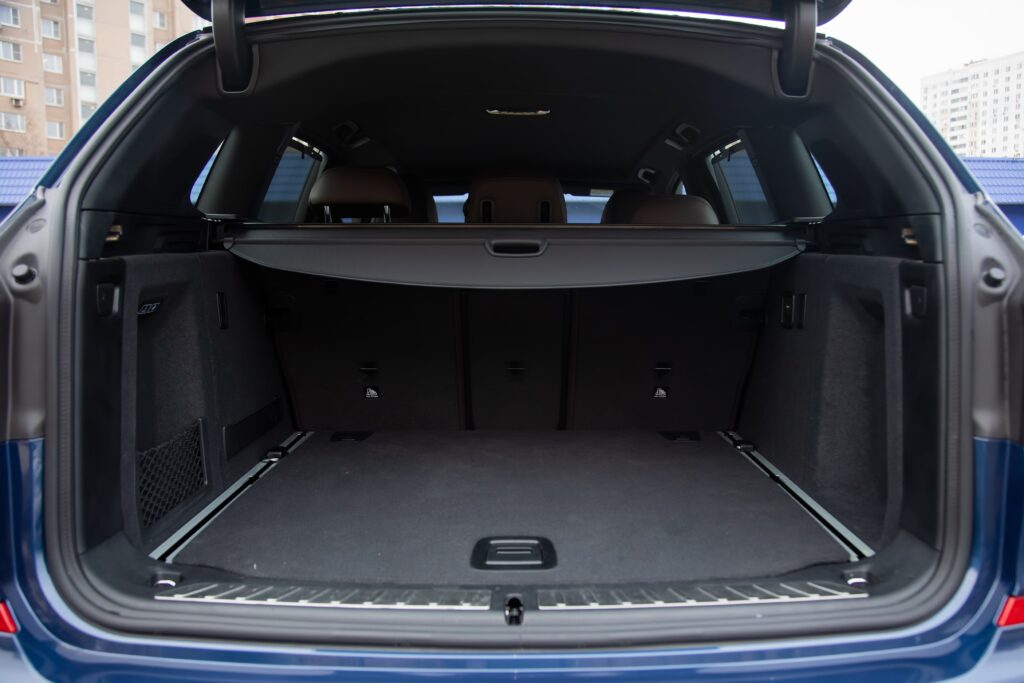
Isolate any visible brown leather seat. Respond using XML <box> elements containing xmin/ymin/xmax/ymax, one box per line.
<box><xmin>464</xmin><ymin>176</ymin><xmax>567</xmax><ymax>223</ymax></box>
<box><xmin>308</xmin><ymin>167</ymin><xmax>411</xmax><ymax>222</ymax></box>
<box><xmin>627</xmin><ymin>195</ymin><xmax>720</xmax><ymax>225</ymax></box>
<box><xmin>402</xmin><ymin>175</ymin><xmax>438</xmax><ymax>223</ymax></box>
<box><xmin>600</xmin><ymin>188</ymin><xmax>647</xmax><ymax>224</ymax></box>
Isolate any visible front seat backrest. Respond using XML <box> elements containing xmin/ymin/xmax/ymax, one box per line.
<box><xmin>465</xmin><ymin>176</ymin><xmax>567</xmax><ymax>223</ymax></box>
<box><xmin>309</xmin><ymin>167</ymin><xmax>411</xmax><ymax>222</ymax></box>
<box><xmin>627</xmin><ymin>195</ymin><xmax>720</xmax><ymax>225</ymax></box>
<box><xmin>600</xmin><ymin>188</ymin><xmax>647</xmax><ymax>223</ymax></box>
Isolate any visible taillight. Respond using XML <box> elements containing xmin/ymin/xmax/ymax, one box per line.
<box><xmin>996</xmin><ymin>595</ymin><xmax>1024</xmax><ymax>628</ymax></box>
<box><xmin>0</xmin><ymin>602</ymin><xmax>17</xmax><ymax>634</ymax></box>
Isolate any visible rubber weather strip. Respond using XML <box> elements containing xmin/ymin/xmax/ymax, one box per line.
<box><xmin>718</xmin><ymin>430</ymin><xmax>875</xmax><ymax>561</ymax></box>
<box><xmin>149</xmin><ymin>431</ymin><xmax>313</xmax><ymax>562</ymax></box>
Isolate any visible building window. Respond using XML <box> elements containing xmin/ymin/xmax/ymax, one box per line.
<box><xmin>80</xmin><ymin>101</ymin><xmax>96</xmax><ymax>119</ymax></box>
<box><xmin>75</xmin><ymin>3</ymin><xmax>93</xmax><ymax>20</ymax></box>
<box><xmin>0</xmin><ymin>147</ymin><xmax>25</xmax><ymax>156</ymax></box>
<box><xmin>129</xmin><ymin>1</ymin><xmax>144</xmax><ymax>16</ymax></box>
<box><xmin>0</xmin><ymin>4</ymin><xmax>21</xmax><ymax>27</ymax></box>
<box><xmin>46</xmin><ymin>120</ymin><xmax>65</xmax><ymax>139</ymax></box>
<box><xmin>0</xmin><ymin>40</ymin><xmax>21</xmax><ymax>62</ymax></box>
<box><xmin>44</xmin><ymin>87</ymin><xmax>64</xmax><ymax>106</ymax></box>
<box><xmin>0</xmin><ymin>76</ymin><xmax>24</xmax><ymax>97</ymax></box>
<box><xmin>0</xmin><ymin>112</ymin><xmax>26</xmax><ymax>132</ymax></box>
<box><xmin>130</xmin><ymin>33</ymin><xmax>146</xmax><ymax>49</ymax></box>
<box><xmin>78</xmin><ymin>37</ymin><xmax>95</xmax><ymax>53</ymax></box>
<box><xmin>43</xmin><ymin>53</ymin><xmax>63</xmax><ymax>73</ymax></box>
<box><xmin>79</xmin><ymin>70</ymin><xmax>96</xmax><ymax>87</ymax></box>
<box><xmin>41</xmin><ymin>18</ymin><xmax>61</xmax><ymax>39</ymax></box>
<box><xmin>153</xmin><ymin>11</ymin><xmax>166</xmax><ymax>29</ymax></box>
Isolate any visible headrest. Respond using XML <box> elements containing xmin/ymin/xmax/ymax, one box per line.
<box><xmin>600</xmin><ymin>188</ymin><xmax>647</xmax><ymax>224</ymax></box>
<box><xmin>465</xmin><ymin>176</ymin><xmax>567</xmax><ymax>223</ymax></box>
<box><xmin>627</xmin><ymin>195</ymin><xmax>720</xmax><ymax>225</ymax></box>
<box><xmin>402</xmin><ymin>175</ymin><xmax>438</xmax><ymax>223</ymax></box>
<box><xmin>309</xmin><ymin>167</ymin><xmax>410</xmax><ymax>219</ymax></box>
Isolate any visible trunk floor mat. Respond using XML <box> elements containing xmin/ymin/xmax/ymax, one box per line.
<box><xmin>173</xmin><ymin>431</ymin><xmax>851</xmax><ymax>585</ymax></box>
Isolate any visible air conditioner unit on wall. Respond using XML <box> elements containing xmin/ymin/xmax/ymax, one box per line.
<box><xmin>10</xmin><ymin>97</ymin><xmax>23</xmax><ymax>108</ymax></box>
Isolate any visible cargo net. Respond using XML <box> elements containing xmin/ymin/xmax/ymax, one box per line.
<box><xmin>137</xmin><ymin>419</ymin><xmax>207</xmax><ymax>529</ymax></box>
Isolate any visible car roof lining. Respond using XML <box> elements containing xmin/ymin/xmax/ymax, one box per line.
<box><xmin>79</xmin><ymin>11</ymin><xmax>940</xmax><ymax>221</ymax></box>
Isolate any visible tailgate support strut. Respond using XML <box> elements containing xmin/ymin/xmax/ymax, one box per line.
<box><xmin>778</xmin><ymin>0</ymin><xmax>817</xmax><ymax>97</ymax></box>
<box><xmin>212</xmin><ymin>0</ymin><xmax>254</xmax><ymax>93</ymax></box>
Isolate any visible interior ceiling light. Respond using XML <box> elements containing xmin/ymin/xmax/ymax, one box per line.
<box><xmin>485</xmin><ymin>109</ymin><xmax>551</xmax><ymax>116</ymax></box>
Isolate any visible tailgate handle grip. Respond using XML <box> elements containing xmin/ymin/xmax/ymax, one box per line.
<box><xmin>486</xmin><ymin>240</ymin><xmax>547</xmax><ymax>257</ymax></box>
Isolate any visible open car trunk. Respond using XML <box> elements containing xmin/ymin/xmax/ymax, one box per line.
<box><xmin>78</xmin><ymin>246</ymin><xmax>938</xmax><ymax>615</ymax></box>
<box><xmin>34</xmin><ymin>6</ymin><xmax>974</xmax><ymax>648</ymax></box>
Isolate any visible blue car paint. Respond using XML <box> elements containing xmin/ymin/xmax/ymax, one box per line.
<box><xmin>0</xmin><ymin>436</ymin><xmax>1022</xmax><ymax>681</ymax></box>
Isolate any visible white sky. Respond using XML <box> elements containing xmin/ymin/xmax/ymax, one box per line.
<box><xmin>821</xmin><ymin>0</ymin><xmax>1024</xmax><ymax>104</ymax></box>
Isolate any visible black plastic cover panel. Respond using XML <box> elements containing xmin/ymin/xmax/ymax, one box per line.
<box><xmin>223</xmin><ymin>226</ymin><xmax>804</xmax><ymax>289</ymax></box>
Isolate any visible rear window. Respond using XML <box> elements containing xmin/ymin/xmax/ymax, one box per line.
<box><xmin>708</xmin><ymin>141</ymin><xmax>775</xmax><ymax>224</ymax></box>
<box><xmin>433</xmin><ymin>192</ymin><xmax>610</xmax><ymax>223</ymax></box>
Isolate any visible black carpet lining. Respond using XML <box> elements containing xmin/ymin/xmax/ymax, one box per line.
<box><xmin>175</xmin><ymin>431</ymin><xmax>851</xmax><ymax>585</ymax></box>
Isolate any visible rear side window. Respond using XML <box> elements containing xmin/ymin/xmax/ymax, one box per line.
<box><xmin>257</xmin><ymin>145</ymin><xmax>320</xmax><ymax>222</ymax></box>
<box><xmin>812</xmin><ymin>155</ymin><xmax>838</xmax><ymax>206</ymax></box>
<box><xmin>708</xmin><ymin>141</ymin><xmax>775</xmax><ymax>224</ymax></box>
<box><xmin>189</xmin><ymin>144</ymin><xmax>220</xmax><ymax>205</ymax></box>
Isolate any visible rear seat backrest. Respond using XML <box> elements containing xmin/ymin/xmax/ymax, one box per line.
<box><xmin>627</xmin><ymin>195</ymin><xmax>720</xmax><ymax>225</ymax></box>
<box><xmin>600</xmin><ymin>188</ymin><xmax>647</xmax><ymax>224</ymax></box>
<box><xmin>402</xmin><ymin>175</ymin><xmax>439</xmax><ymax>223</ymax></box>
<box><xmin>465</xmin><ymin>176</ymin><xmax>567</xmax><ymax>223</ymax></box>
<box><xmin>308</xmin><ymin>167</ymin><xmax>411</xmax><ymax>222</ymax></box>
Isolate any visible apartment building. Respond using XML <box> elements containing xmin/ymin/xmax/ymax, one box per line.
<box><xmin>0</xmin><ymin>0</ymin><xmax>202</xmax><ymax>157</ymax></box>
<box><xmin>921</xmin><ymin>50</ymin><xmax>1024</xmax><ymax>158</ymax></box>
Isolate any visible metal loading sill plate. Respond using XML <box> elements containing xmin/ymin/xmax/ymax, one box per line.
<box><xmin>156</xmin><ymin>583</ymin><xmax>492</xmax><ymax>610</ymax></box>
<box><xmin>536</xmin><ymin>579</ymin><xmax>865</xmax><ymax>609</ymax></box>
<box><xmin>155</xmin><ymin>578</ymin><xmax>865</xmax><ymax>612</ymax></box>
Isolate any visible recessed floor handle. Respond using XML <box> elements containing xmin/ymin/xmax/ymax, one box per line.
<box><xmin>486</xmin><ymin>240</ymin><xmax>547</xmax><ymax>257</ymax></box>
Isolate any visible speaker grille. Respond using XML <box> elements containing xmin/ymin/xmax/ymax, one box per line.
<box><xmin>137</xmin><ymin>419</ymin><xmax>207</xmax><ymax>529</ymax></box>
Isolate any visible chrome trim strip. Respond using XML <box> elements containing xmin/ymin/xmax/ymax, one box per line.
<box><xmin>149</xmin><ymin>432</ymin><xmax>313</xmax><ymax>561</ymax></box>
<box><xmin>719</xmin><ymin>430</ymin><xmax>875</xmax><ymax>559</ymax></box>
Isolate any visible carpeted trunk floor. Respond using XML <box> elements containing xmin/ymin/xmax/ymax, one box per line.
<box><xmin>175</xmin><ymin>431</ymin><xmax>850</xmax><ymax>585</ymax></box>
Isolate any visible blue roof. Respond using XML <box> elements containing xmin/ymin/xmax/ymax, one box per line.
<box><xmin>962</xmin><ymin>157</ymin><xmax>1024</xmax><ymax>205</ymax></box>
<box><xmin>0</xmin><ymin>156</ymin><xmax>53</xmax><ymax>205</ymax></box>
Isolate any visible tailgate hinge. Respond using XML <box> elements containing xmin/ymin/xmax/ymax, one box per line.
<box><xmin>778</xmin><ymin>0</ymin><xmax>817</xmax><ymax>97</ymax></box>
<box><xmin>212</xmin><ymin>0</ymin><xmax>256</xmax><ymax>93</ymax></box>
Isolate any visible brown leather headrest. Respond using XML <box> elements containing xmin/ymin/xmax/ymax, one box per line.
<box><xmin>465</xmin><ymin>176</ymin><xmax>567</xmax><ymax>223</ymax></box>
<box><xmin>628</xmin><ymin>195</ymin><xmax>720</xmax><ymax>225</ymax></box>
<box><xmin>600</xmin><ymin>188</ymin><xmax>647</xmax><ymax>224</ymax></box>
<box><xmin>309</xmin><ymin>167</ymin><xmax>410</xmax><ymax>218</ymax></box>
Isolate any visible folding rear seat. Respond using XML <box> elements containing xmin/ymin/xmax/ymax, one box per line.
<box><xmin>308</xmin><ymin>166</ymin><xmax>411</xmax><ymax>222</ymax></box>
<box><xmin>461</xmin><ymin>175</ymin><xmax>568</xmax><ymax>427</ymax></box>
<box><xmin>265</xmin><ymin>167</ymin><xmax>460</xmax><ymax>429</ymax></box>
<box><xmin>464</xmin><ymin>175</ymin><xmax>567</xmax><ymax>223</ymax></box>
